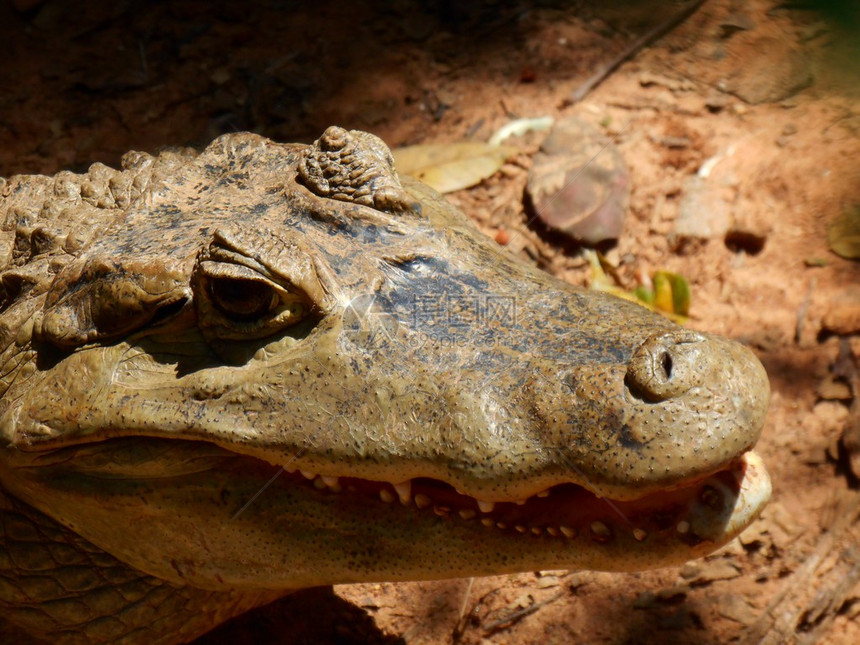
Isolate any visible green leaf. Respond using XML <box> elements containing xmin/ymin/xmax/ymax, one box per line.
<box><xmin>653</xmin><ymin>271</ymin><xmax>691</xmax><ymax>316</ymax></box>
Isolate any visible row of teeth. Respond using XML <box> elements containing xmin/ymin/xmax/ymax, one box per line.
<box><xmin>288</xmin><ymin>469</ymin><xmax>701</xmax><ymax>543</ymax></box>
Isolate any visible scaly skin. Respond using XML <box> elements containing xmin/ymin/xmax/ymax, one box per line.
<box><xmin>0</xmin><ymin>127</ymin><xmax>771</xmax><ymax>643</ymax></box>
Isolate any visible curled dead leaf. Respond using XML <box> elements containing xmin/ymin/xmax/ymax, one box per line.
<box><xmin>392</xmin><ymin>142</ymin><xmax>516</xmax><ymax>193</ymax></box>
<box><xmin>828</xmin><ymin>204</ymin><xmax>860</xmax><ymax>260</ymax></box>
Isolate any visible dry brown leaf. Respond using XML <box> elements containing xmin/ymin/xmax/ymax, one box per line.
<box><xmin>828</xmin><ymin>204</ymin><xmax>860</xmax><ymax>260</ymax></box>
<box><xmin>817</xmin><ymin>373</ymin><xmax>853</xmax><ymax>400</ymax></box>
<box><xmin>393</xmin><ymin>142</ymin><xmax>516</xmax><ymax>193</ymax></box>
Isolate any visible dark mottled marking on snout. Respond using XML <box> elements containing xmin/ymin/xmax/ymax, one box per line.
<box><xmin>617</xmin><ymin>424</ymin><xmax>648</xmax><ymax>450</ymax></box>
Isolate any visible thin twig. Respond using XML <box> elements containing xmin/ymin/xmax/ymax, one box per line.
<box><xmin>452</xmin><ymin>577</ymin><xmax>476</xmax><ymax>642</ymax></box>
<box><xmin>795</xmin><ymin>277</ymin><xmax>816</xmax><ymax>344</ymax></box>
<box><xmin>743</xmin><ymin>491</ymin><xmax>860</xmax><ymax>644</ymax></box>
<box><xmin>483</xmin><ymin>590</ymin><xmax>565</xmax><ymax>633</ymax></box>
<box><xmin>795</xmin><ymin>545</ymin><xmax>860</xmax><ymax>645</ymax></box>
<box><xmin>562</xmin><ymin>0</ymin><xmax>707</xmax><ymax>107</ymax></box>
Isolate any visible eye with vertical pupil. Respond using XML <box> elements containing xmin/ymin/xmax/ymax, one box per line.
<box><xmin>208</xmin><ymin>277</ymin><xmax>280</xmax><ymax>320</ymax></box>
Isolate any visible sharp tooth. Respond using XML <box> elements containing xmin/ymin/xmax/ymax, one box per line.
<box><xmin>477</xmin><ymin>500</ymin><xmax>495</xmax><ymax>513</ymax></box>
<box><xmin>481</xmin><ymin>518</ymin><xmax>495</xmax><ymax>527</ymax></box>
<box><xmin>414</xmin><ymin>493</ymin><xmax>432</xmax><ymax>509</ymax></box>
<box><xmin>300</xmin><ymin>470</ymin><xmax>316</xmax><ymax>480</ymax></box>
<box><xmin>515</xmin><ymin>499</ymin><xmax>527</xmax><ymax>506</ymax></box>
<box><xmin>676</xmin><ymin>521</ymin><xmax>690</xmax><ymax>534</ymax></box>
<box><xmin>546</xmin><ymin>527</ymin><xmax>559</xmax><ymax>537</ymax></box>
<box><xmin>531</xmin><ymin>527</ymin><xmax>542</xmax><ymax>535</ymax></box>
<box><xmin>379</xmin><ymin>488</ymin><xmax>396</xmax><ymax>503</ymax></box>
<box><xmin>536</xmin><ymin>489</ymin><xmax>550</xmax><ymax>498</ymax></box>
<box><xmin>433</xmin><ymin>505</ymin><xmax>451</xmax><ymax>517</ymax></box>
<box><xmin>590</xmin><ymin>521</ymin><xmax>611</xmax><ymax>541</ymax></box>
<box><xmin>313</xmin><ymin>478</ymin><xmax>327</xmax><ymax>490</ymax></box>
<box><xmin>633</xmin><ymin>528</ymin><xmax>648</xmax><ymax>542</ymax></box>
<box><xmin>560</xmin><ymin>526</ymin><xmax>575</xmax><ymax>538</ymax></box>
<box><xmin>515</xmin><ymin>525</ymin><xmax>527</xmax><ymax>533</ymax></box>
<box><xmin>321</xmin><ymin>475</ymin><xmax>339</xmax><ymax>489</ymax></box>
<box><xmin>393</xmin><ymin>480</ymin><xmax>412</xmax><ymax>505</ymax></box>
<box><xmin>458</xmin><ymin>509</ymin><xmax>476</xmax><ymax>520</ymax></box>
<box><xmin>496</xmin><ymin>522</ymin><xmax>507</xmax><ymax>529</ymax></box>
<box><xmin>284</xmin><ymin>465</ymin><xmax>297</xmax><ymax>474</ymax></box>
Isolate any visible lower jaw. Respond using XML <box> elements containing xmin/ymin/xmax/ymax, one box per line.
<box><xmin>283</xmin><ymin>450</ymin><xmax>771</xmax><ymax>570</ymax></box>
<box><xmin>4</xmin><ymin>439</ymin><xmax>770</xmax><ymax>586</ymax></box>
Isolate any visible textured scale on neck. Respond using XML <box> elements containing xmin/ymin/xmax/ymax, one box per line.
<box><xmin>0</xmin><ymin>484</ymin><xmax>278</xmax><ymax>644</ymax></box>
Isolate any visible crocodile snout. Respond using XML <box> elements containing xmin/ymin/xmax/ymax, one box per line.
<box><xmin>625</xmin><ymin>330</ymin><xmax>708</xmax><ymax>402</ymax></box>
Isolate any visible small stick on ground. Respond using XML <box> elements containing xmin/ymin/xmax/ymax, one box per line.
<box><xmin>483</xmin><ymin>590</ymin><xmax>565</xmax><ymax>634</ymax></box>
<box><xmin>562</xmin><ymin>0</ymin><xmax>706</xmax><ymax>107</ymax></box>
<box><xmin>452</xmin><ymin>577</ymin><xmax>476</xmax><ymax>642</ymax></box>
<box><xmin>795</xmin><ymin>545</ymin><xmax>860</xmax><ymax>645</ymax></box>
<box><xmin>743</xmin><ymin>491</ymin><xmax>860</xmax><ymax>644</ymax></box>
<box><xmin>795</xmin><ymin>277</ymin><xmax>816</xmax><ymax>344</ymax></box>
<box><xmin>834</xmin><ymin>338</ymin><xmax>860</xmax><ymax>478</ymax></box>
<box><xmin>452</xmin><ymin>584</ymin><xmax>504</xmax><ymax>643</ymax></box>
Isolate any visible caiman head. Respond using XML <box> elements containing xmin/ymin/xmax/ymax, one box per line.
<box><xmin>0</xmin><ymin>127</ymin><xmax>770</xmax><ymax>594</ymax></box>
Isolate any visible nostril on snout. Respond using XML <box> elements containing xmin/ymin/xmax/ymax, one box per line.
<box><xmin>660</xmin><ymin>352</ymin><xmax>673</xmax><ymax>380</ymax></box>
<box><xmin>626</xmin><ymin>330</ymin><xmax>704</xmax><ymax>402</ymax></box>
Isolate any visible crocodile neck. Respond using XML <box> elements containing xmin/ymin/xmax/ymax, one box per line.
<box><xmin>0</xmin><ymin>485</ymin><xmax>280</xmax><ymax>644</ymax></box>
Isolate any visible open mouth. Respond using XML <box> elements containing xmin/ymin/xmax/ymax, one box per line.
<box><xmin>284</xmin><ymin>451</ymin><xmax>770</xmax><ymax>547</ymax></box>
<box><xmin>12</xmin><ymin>436</ymin><xmax>770</xmax><ymax>563</ymax></box>
<box><xmin>0</xmin><ymin>437</ymin><xmax>772</xmax><ymax>589</ymax></box>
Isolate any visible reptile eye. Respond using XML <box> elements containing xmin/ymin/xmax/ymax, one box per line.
<box><xmin>209</xmin><ymin>277</ymin><xmax>280</xmax><ymax>320</ymax></box>
<box><xmin>193</xmin><ymin>259</ymin><xmax>315</xmax><ymax>343</ymax></box>
<box><xmin>194</xmin><ymin>230</ymin><xmax>331</xmax><ymax>347</ymax></box>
